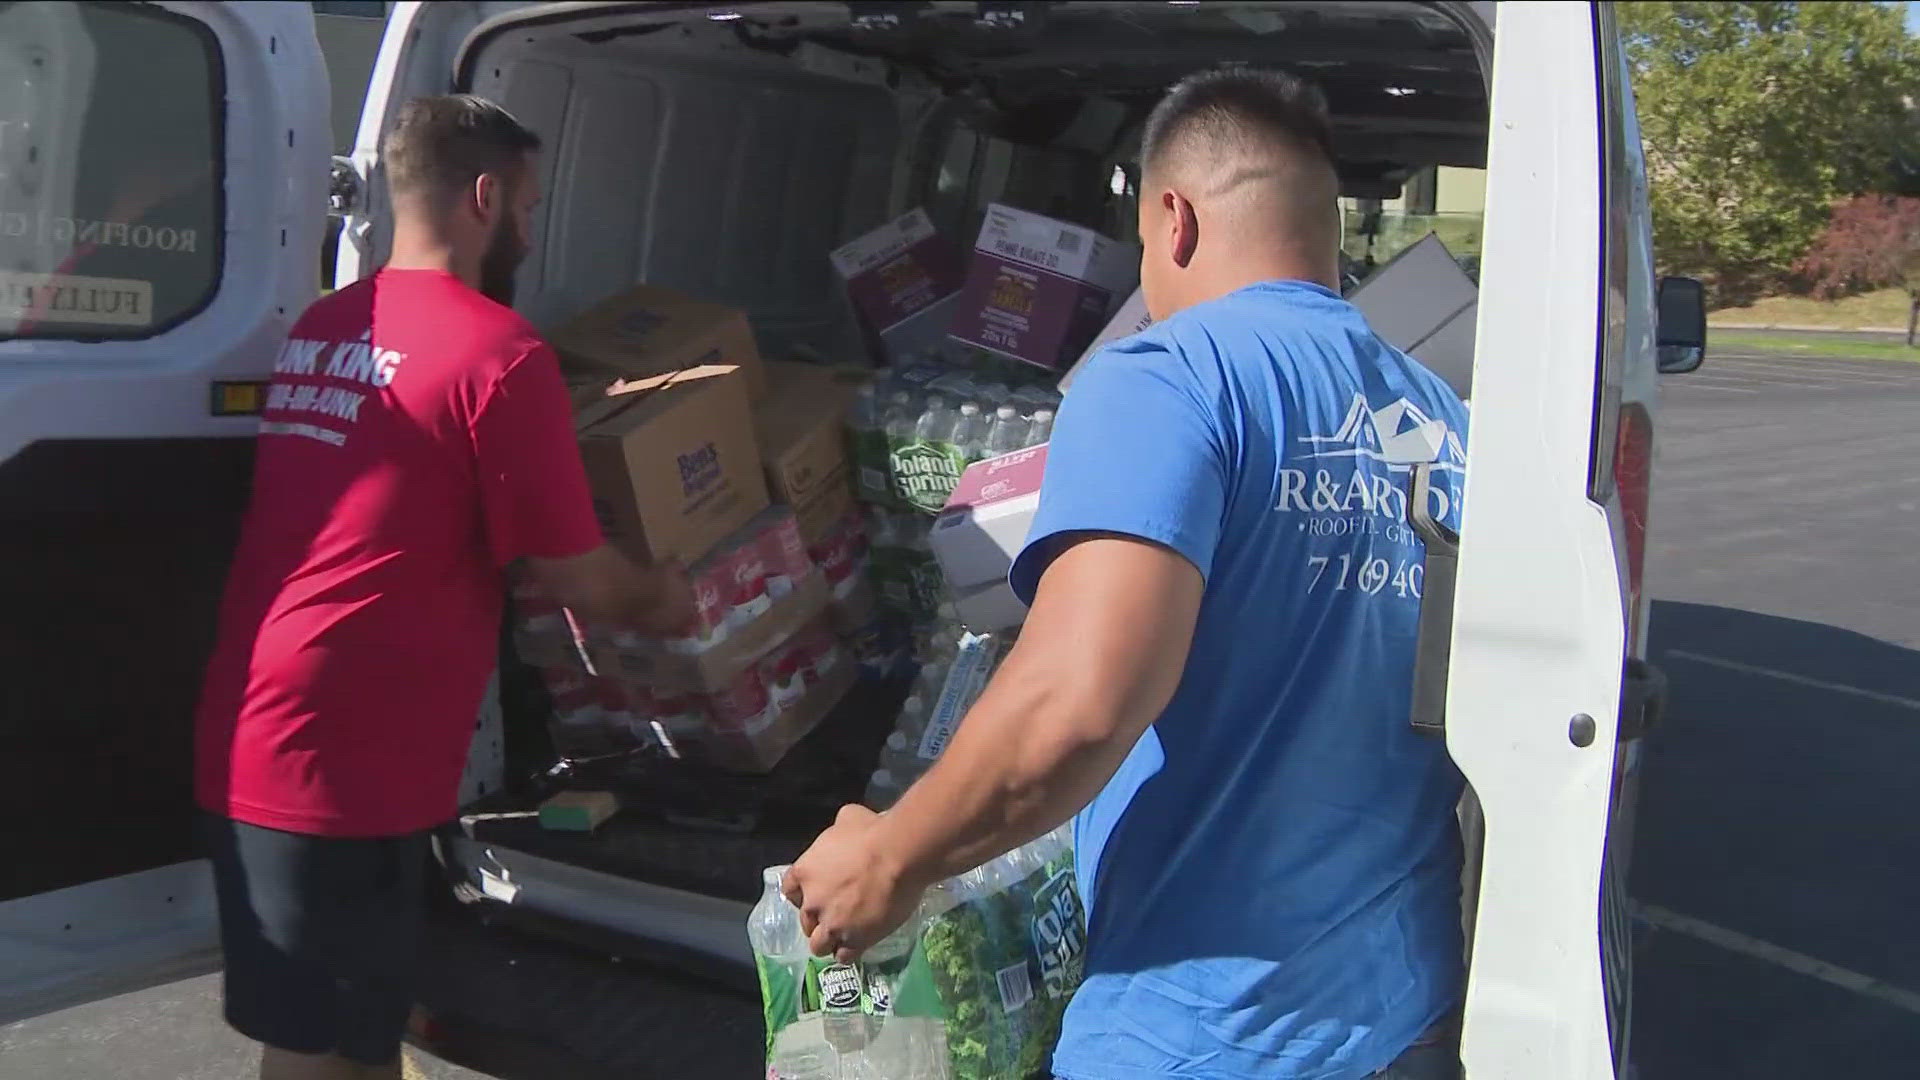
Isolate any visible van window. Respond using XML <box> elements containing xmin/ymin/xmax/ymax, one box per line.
<box><xmin>0</xmin><ymin>1</ymin><xmax>223</xmax><ymax>341</ymax></box>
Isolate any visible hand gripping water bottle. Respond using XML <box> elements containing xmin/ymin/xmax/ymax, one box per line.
<box><xmin>751</xmin><ymin>867</ymin><xmax>835</xmax><ymax>1080</ymax></box>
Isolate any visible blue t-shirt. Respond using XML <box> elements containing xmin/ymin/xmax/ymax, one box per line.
<box><xmin>1009</xmin><ymin>281</ymin><xmax>1469</xmax><ymax>1080</ymax></box>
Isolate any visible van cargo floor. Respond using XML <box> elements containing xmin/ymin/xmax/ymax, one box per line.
<box><xmin>457</xmin><ymin>669</ymin><xmax>910</xmax><ymax>903</ymax></box>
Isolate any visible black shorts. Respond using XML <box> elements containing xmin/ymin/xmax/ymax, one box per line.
<box><xmin>200</xmin><ymin>812</ymin><xmax>429</xmax><ymax>1065</ymax></box>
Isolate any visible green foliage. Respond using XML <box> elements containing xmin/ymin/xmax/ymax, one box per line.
<box><xmin>1620</xmin><ymin>2</ymin><xmax>1920</xmax><ymax>300</ymax></box>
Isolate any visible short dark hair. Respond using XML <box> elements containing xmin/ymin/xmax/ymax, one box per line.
<box><xmin>1139</xmin><ymin>67</ymin><xmax>1334</xmax><ymax>180</ymax></box>
<box><xmin>381</xmin><ymin>95</ymin><xmax>541</xmax><ymax>200</ymax></box>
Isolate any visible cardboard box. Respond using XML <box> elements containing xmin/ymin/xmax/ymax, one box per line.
<box><xmin>575</xmin><ymin>365</ymin><xmax>770</xmax><ymax>566</ymax></box>
<box><xmin>696</xmin><ymin>639</ymin><xmax>857</xmax><ymax>773</ymax></box>
<box><xmin>830</xmin><ymin>208</ymin><xmax>965</xmax><ymax>363</ymax></box>
<box><xmin>1346</xmin><ymin>232</ymin><xmax>1477</xmax><ymax>400</ymax></box>
<box><xmin>598</xmin><ymin>572</ymin><xmax>831</xmax><ymax>694</ymax></box>
<box><xmin>547</xmin><ymin>283</ymin><xmax>767</xmax><ymax>398</ymax></box>
<box><xmin>930</xmin><ymin>443</ymin><xmax>1048</xmax><ymax>593</ymax></box>
<box><xmin>948</xmin><ymin>204</ymin><xmax>1139</xmax><ymax>372</ymax></box>
<box><xmin>950</xmin><ymin>579</ymin><xmax>1027</xmax><ymax>633</ymax></box>
<box><xmin>1057</xmin><ymin>285</ymin><xmax>1151</xmax><ymax>394</ymax></box>
<box><xmin>755</xmin><ymin>362</ymin><xmax>857</xmax><ymax>543</ymax></box>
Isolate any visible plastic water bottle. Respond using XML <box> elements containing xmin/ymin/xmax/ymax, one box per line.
<box><xmin>951</xmin><ymin>401</ymin><xmax>991</xmax><ymax>463</ymax></box>
<box><xmin>893</xmin><ymin>693</ymin><xmax>931</xmax><ymax>745</ymax></box>
<box><xmin>1025</xmin><ymin>408</ymin><xmax>1055</xmax><ymax>447</ymax></box>
<box><xmin>884</xmin><ymin>389</ymin><xmax>920</xmax><ymax>454</ymax></box>
<box><xmin>750</xmin><ymin>868</ymin><xmax>835</xmax><ymax>1080</ymax></box>
<box><xmin>865</xmin><ymin>766</ymin><xmax>908</xmax><ymax>810</ymax></box>
<box><xmin>848</xmin><ymin>383</ymin><xmax>890</xmax><ymax>503</ymax></box>
<box><xmin>858</xmin><ymin>903</ymin><xmax>929</xmax><ymax>1078</ymax></box>
<box><xmin>913</xmin><ymin>394</ymin><xmax>955</xmax><ymax>445</ymax></box>
<box><xmin>983</xmin><ymin>405</ymin><xmax>1028</xmax><ymax>458</ymax></box>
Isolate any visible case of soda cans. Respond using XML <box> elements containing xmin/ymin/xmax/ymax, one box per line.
<box><xmin>509</xmin><ymin>505</ymin><xmax>856</xmax><ymax>772</ymax></box>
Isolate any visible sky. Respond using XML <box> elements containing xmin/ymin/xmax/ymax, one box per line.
<box><xmin>1909</xmin><ymin>1</ymin><xmax>1920</xmax><ymax>35</ymax></box>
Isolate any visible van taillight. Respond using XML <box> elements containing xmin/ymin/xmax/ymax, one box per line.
<box><xmin>1613</xmin><ymin>403</ymin><xmax>1652</xmax><ymax>629</ymax></box>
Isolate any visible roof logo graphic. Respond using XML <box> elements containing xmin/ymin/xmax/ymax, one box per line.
<box><xmin>1299</xmin><ymin>393</ymin><xmax>1465</xmax><ymax>471</ymax></box>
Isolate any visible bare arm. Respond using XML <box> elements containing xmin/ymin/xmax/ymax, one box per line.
<box><xmin>525</xmin><ymin>544</ymin><xmax>694</xmax><ymax>637</ymax></box>
<box><xmin>878</xmin><ymin>533</ymin><xmax>1203</xmax><ymax>887</ymax></box>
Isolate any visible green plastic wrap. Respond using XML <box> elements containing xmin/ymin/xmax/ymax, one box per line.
<box><xmin>757</xmin><ymin>831</ymin><xmax>1084</xmax><ymax>1079</ymax></box>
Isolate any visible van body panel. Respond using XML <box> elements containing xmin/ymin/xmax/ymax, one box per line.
<box><xmin>1447</xmin><ymin>5</ymin><xmax>1626</xmax><ymax>1078</ymax></box>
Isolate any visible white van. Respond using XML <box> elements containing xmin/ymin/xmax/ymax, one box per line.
<box><xmin>0</xmin><ymin>3</ymin><xmax>1705</xmax><ymax>1077</ymax></box>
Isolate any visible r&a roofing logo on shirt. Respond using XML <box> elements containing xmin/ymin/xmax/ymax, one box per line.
<box><xmin>1278</xmin><ymin>392</ymin><xmax>1464</xmax><ymax>527</ymax></box>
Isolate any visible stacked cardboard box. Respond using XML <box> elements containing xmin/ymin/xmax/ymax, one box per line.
<box><xmin>509</xmin><ymin>285</ymin><xmax>873</xmax><ymax>773</ymax></box>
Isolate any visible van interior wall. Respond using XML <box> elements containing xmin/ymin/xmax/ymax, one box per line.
<box><xmin>470</xmin><ymin>29</ymin><xmax>910</xmax><ymax>365</ymax></box>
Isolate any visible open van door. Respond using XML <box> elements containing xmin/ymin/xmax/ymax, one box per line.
<box><xmin>0</xmin><ymin>1</ymin><xmax>327</xmax><ymax>1017</ymax></box>
<box><xmin>1430</xmin><ymin>4</ymin><xmax>1660</xmax><ymax>1078</ymax></box>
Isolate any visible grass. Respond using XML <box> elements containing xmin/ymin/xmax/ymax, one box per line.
<box><xmin>1711</xmin><ymin>330</ymin><xmax>1920</xmax><ymax>363</ymax></box>
<box><xmin>1709</xmin><ymin>288</ymin><xmax>1912</xmax><ymax>331</ymax></box>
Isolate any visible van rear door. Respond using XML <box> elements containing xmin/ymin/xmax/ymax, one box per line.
<box><xmin>0</xmin><ymin>0</ymin><xmax>326</xmax><ymax>1016</ymax></box>
<box><xmin>1440</xmin><ymin>4</ymin><xmax>1649</xmax><ymax>1078</ymax></box>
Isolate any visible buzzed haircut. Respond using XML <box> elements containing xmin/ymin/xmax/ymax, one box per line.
<box><xmin>1139</xmin><ymin>67</ymin><xmax>1335</xmax><ymax>191</ymax></box>
<box><xmin>381</xmin><ymin>95</ymin><xmax>541</xmax><ymax>201</ymax></box>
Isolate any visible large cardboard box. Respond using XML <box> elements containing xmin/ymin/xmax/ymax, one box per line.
<box><xmin>1346</xmin><ymin>233</ymin><xmax>1477</xmax><ymax>400</ymax></box>
<box><xmin>575</xmin><ymin>365</ymin><xmax>770</xmax><ymax>565</ymax></box>
<box><xmin>547</xmin><ymin>284</ymin><xmax>768</xmax><ymax>398</ymax></box>
<box><xmin>829</xmin><ymin>208</ymin><xmax>964</xmax><ymax>364</ymax></box>
<box><xmin>948</xmin><ymin>204</ymin><xmax>1139</xmax><ymax>372</ymax></box>
<box><xmin>754</xmin><ymin>361</ymin><xmax>858</xmax><ymax>544</ymax></box>
<box><xmin>930</xmin><ymin>443</ymin><xmax>1047</xmax><ymax>595</ymax></box>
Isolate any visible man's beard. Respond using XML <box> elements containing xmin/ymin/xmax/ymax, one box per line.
<box><xmin>479</xmin><ymin>217</ymin><xmax>526</xmax><ymax>306</ymax></box>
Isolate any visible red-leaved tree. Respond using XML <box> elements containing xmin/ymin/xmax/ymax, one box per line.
<box><xmin>1797</xmin><ymin>195</ymin><xmax>1920</xmax><ymax>345</ymax></box>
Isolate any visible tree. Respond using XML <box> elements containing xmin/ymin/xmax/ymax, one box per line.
<box><xmin>1798</xmin><ymin>195</ymin><xmax>1920</xmax><ymax>344</ymax></box>
<box><xmin>1620</xmin><ymin>2</ymin><xmax>1920</xmax><ymax>302</ymax></box>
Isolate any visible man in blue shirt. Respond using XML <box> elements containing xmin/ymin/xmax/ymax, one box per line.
<box><xmin>785</xmin><ymin>67</ymin><xmax>1470</xmax><ymax>1079</ymax></box>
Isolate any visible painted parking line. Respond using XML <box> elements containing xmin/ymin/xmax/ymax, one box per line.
<box><xmin>1667</xmin><ymin>377</ymin><xmax>1761</xmax><ymax>394</ymax></box>
<box><xmin>1709</xmin><ymin>356</ymin><xmax>1920</xmax><ymax>383</ymax></box>
<box><xmin>1665</xmin><ymin>649</ymin><xmax>1920</xmax><ymax>712</ymax></box>
<box><xmin>1705</xmin><ymin>361</ymin><xmax>1920</xmax><ymax>387</ymax></box>
<box><xmin>1633</xmin><ymin>903</ymin><xmax>1920</xmax><ymax>1018</ymax></box>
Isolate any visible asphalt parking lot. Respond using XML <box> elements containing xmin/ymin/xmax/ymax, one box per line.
<box><xmin>1631</xmin><ymin>349</ymin><xmax>1920</xmax><ymax>1076</ymax></box>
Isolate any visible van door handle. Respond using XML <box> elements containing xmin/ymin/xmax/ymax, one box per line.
<box><xmin>1406</xmin><ymin>462</ymin><xmax>1458</xmax><ymax>738</ymax></box>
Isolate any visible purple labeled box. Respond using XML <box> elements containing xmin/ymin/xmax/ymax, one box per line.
<box><xmin>829</xmin><ymin>208</ymin><xmax>964</xmax><ymax>364</ymax></box>
<box><xmin>948</xmin><ymin>204</ymin><xmax>1139</xmax><ymax>372</ymax></box>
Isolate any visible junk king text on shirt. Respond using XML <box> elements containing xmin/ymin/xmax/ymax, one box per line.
<box><xmin>261</xmin><ymin>334</ymin><xmax>410</xmax><ymax>445</ymax></box>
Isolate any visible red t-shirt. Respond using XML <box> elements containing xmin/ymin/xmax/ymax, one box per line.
<box><xmin>196</xmin><ymin>269</ymin><xmax>602</xmax><ymax>837</ymax></box>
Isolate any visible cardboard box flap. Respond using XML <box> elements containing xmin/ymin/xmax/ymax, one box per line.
<box><xmin>547</xmin><ymin>283</ymin><xmax>767</xmax><ymax>397</ymax></box>
<box><xmin>576</xmin><ymin>365</ymin><xmax>744</xmax><ymax>436</ymax></box>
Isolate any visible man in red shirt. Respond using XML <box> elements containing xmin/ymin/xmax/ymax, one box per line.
<box><xmin>195</xmin><ymin>95</ymin><xmax>689</xmax><ymax>1080</ymax></box>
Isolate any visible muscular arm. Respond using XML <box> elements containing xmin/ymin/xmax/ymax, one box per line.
<box><xmin>874</xmin><ymin>533</ymin><xmax>1204</xmax><ymax>888</ymax></box>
